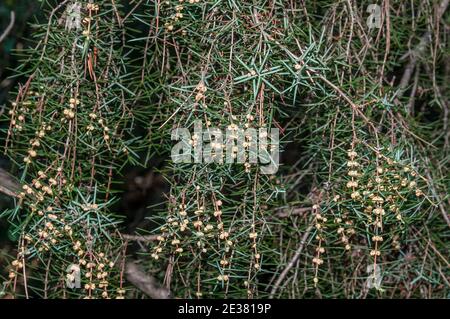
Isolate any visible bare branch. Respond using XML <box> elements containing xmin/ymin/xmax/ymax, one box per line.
<box><xmin>121</xmin><ymin>233</ymin><xmax>160</xmax><ymax>242</ymax></box>
<box><xmin>0</xmin><ymin>11</ymin><xmax>15</xmax><ymax>44</ymax></box>
<box><xmin>276</xmin><ymin>207</ymin><xmax>312</xmax><ymax>218</ymax></box>
<box><xmin>269</xmin><ymin>225</ymin><xmax>313</xmax><ymax>298</ymax></box>
<box><xmin>125</xmin><ymin>262</ymin><xmax>171</xmax><ymax>299</ymax></box>
<box><xmin>396</xmin><ymin>0</ymin><xmax>449</xmax><ymax>99</ymax></box>
<box><xmin>0</xmin><ymin>167</ymin><xmax>20</xmax><ymax>197</ymax></box>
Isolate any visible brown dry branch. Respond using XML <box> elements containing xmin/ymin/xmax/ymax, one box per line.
<box><xmin>396</xmin><ymin>0</ymin><xmax>449</xmax><ymax>100</ymax></box>
<box><xmin>124</xmin><ymin>261</ymin><xmax>171</xmax><ymax>299</ymax></box>
<box><xmin>121</xmin><ymin>233</ymin><xmax>160</xmax><ymax>242</ymax></box>
<box><xmin>276</xmin><ymin>207</ymin><xmax>312</xmax><ymax>218</ymax></box>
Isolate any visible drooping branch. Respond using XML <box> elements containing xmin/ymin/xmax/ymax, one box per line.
<box><xmin>0</xmin><ymin>11</ymin><xmax>15</xmax><ymax>44</ymax></box>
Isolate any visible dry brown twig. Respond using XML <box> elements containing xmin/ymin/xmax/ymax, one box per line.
<box><xmin>276</xmin><ymin>207</ymin><xmax>312</xmax><ymax>218</ymax></box>
<box><xmin>396</xmin><ymin>0</ymin><xmax>449</xmax><ymax>100</ymax></box>
<box><xmin>269</xmin><ymin>224</ymin><xmax>313</xmax><ymax>298</ymax></box>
